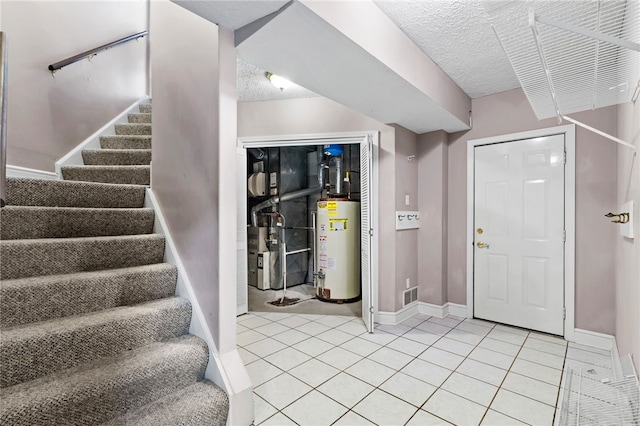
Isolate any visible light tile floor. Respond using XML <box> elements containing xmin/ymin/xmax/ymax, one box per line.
<box><xmin>237</xmin><ymin>311</ymin><xmax>612</xmax><ymax>425</ymax></box>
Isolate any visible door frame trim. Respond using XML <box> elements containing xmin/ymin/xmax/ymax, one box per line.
<box><xmin>466</xmin><ymin>124</ymin><xmax>576</xmax><ymax>338</ymax></box>
<box><xmin>236</xmin><ymin>131</ymin><xmax>379</xmax><ymax>331</ymax></box>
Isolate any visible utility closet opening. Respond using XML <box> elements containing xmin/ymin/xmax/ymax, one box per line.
<box><xmin>246</xmin><ymin>143</ymin><xmax>363</xmax><ymax>317</ymax></box>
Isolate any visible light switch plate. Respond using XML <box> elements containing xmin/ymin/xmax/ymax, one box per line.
<box><xmin>621</xmin><ymin>201</ymin><xmax>634</xmax><ymax>239</ymax></box>
<box><xmin>396</xmin><ymin>211</ymin><xmax>420</xmax><ymax>230</ymax></box>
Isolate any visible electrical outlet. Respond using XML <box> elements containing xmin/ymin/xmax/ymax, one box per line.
<box><xmin>406</xmin><ymin>278</ymin><xmax>410</xmax><ymax>289</ymax></box>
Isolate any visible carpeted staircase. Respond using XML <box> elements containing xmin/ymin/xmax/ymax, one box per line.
<box><xmin>0</xmin><ymin>103</ymin><xmax>229</xmax><ymax>425</ymax></box>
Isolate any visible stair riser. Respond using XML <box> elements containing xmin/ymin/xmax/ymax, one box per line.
<box><xmin>1</xmin><ymin>299</ymin><xmax>192</xmax><ymax>388</ymax></box>
<box><xmin>139</xmin><ymin>104</ymin><xmax>152</xmax><ymax>114</ymax></box>
<box><xmin>82</xmin><ymin>149</ymin><xmax>151</xmax><ymax>165</ymax></box>
<box><xmin>0</xmin><ymin>235</ymin><xmax>165</xmax><ymax>280</ymax></box>
<box><xmin>5</xmin><ymin>178</ymin><xmax>145</xmax><ymax>208</ymax></box>
<box><xmin>1</xmin><ymin>265</ymin><xmax>178</xmax><ymax>328</ymax></box>
<box><xmin>0</xmin><ymin>207</ymin><xmax>154</xmax><ymax>240</ymax></box>
<box><xmin>62</xmin><ymin>166</ymin><xmax>150</xmax><ymax>185</ymax></box>
<box><xmin>100</xmin><ymin>136</ymin><xmax>152</xmax><ymax>150</ymax></box>
<box><xmin>0</xmin><ymin>337</ymin><xmax>208</xmax><ymax>426</ymax></box>
<box><xmin>115</xmin><ymin>124</ymin><xmax>151</xmax><ymax>136</ymax></box>
<box><xmin>128</xmin><ymin>113</ymin><xmax>152</xmax><ymax>123</ymax></box>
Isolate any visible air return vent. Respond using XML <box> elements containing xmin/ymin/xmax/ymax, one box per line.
<box><xmin>403</xmin><ymin>287</ymin><xmax>418</xmax><ymax>307</ymax></box>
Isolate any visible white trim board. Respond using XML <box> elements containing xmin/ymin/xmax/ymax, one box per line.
<box><xmin>6</xmin><ymin>165</ymin><xmax>58</xmax><ymax>180</ymax></box>
<box><xmin>237</xmin><ymin>131</ymin><xmax>380</xmax><ymax>333</ymax></box>
<box><xmin>466</xmin><ymin>124</ymin><xmax>576</xmax><ymax>339</ymax></box>
<box><xmin>55</xmin><ymin>97</ymin><xmax>151</xmax><ymax>177</ymax></box>
<box><xmin>145</xmin><ymin>189</ymin><xmax>252</xmax><ymax>426</ymax></box>
<box><xmin>571</xmin><ymin>328</ymin><xmax>616</xmax><ymax>351</ymax></box>
<box><xmin>376</xmin><ymin>302</ymin><xmax>468</xmax><ymax>325</ymax></box>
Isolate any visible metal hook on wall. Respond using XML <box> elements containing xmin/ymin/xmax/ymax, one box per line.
<box><xmin>605</xmin><ymin>212</ymin><xmax>630</xmax><ymax>224</ymax></box>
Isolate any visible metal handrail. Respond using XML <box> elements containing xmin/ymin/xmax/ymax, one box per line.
<box><xmin>1</xmin><ymin>32</ymin><xmax>8</xmax><ymax>208</ymax></box>
<box><xmin>47</xmin><ymin>30</ymin><xmax>148</xmax><ymax>73</ymax></box>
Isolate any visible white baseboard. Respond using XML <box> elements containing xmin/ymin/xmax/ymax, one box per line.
<box><xmin>568</xmin><ymin>328</ymin><xmax>615</xmax><ymax>351</ymax></box>
<box><xmin>145</xmin><ymin>189</ymin><xmax>252</xmax><ymax>426</ymax></box>
<box><xmin>375</xmin><ymin>303</ymin><xmax>418</xmax><ymax>325</ymax></box>
<box><xmin>376</xmin><ymin>302</ymin><xmax>469</xmax><ymax>325</ymax></box>
<box><xmin>447</xmin><ymin>303</ymin><xmax>468</xmax><ymax>318</ymax></box>
<box><xmin>6</xmin><ymin>165</ymin><xmax>58</xmax><ymax>180</ymax></box>
<box><xmin>55</xmin><ymin>97</ymin><xmax>151</xmax><ymax>177</ymax></box>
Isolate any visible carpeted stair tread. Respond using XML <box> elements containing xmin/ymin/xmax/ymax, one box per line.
<box><xmin>0</xmin><ymin>206</ymin><xmax>154</xmax><ymax>240</ymax></box>
<box><xmin>102</xmin><ymin>380</ymin><xmax>228</xmax><ymax>426</ymax></box>
<box><xmin>128</xmin><ymin>113</ymin><xmax>152</xmax><ymax>123</ymax></box>
<box><xmin>0</xmin><ymin>234</ymin><xmax>165</xmax><ymax>280</ymax></box>
<box><xmin>5</xmin><ymin>178</ymin><xmax>145</xmax><ymax>208</ymax></box>
<box><xmin>82</xmin><ymin>149</ymin><xmax>152</xmax><ymax>165</ymax></box>
<box><xmin>139</xmin><ymin>104</ymin><xmax>152</xmax><ymax>114</ymax></box>
<box><xmin>115</xmin><ymin>123</ymin><xmax>151</xmax><ymax>136</ymax></box>
<box><xmin>1</xmin><ymin>297</ymin><xmax>191</xmax><ymax>388</ymax></box>
<box><xmin>61</xmin><ymin>165</ymin><xmax>150</xmax><ymax>185</ymax></box>
<box><xmin>100</xmin><ymin>135</ymin><xmax>152</xmax><ymax>150</ymax></box>
<box><xmin>0</xmin><ymin>335</ymin><xmax>208</xmax><ymax>426</ymax></box>
<box><xmin>0</xmin><ymin>264</ymin><xmax>178</xmax><ymax>328</ymax></box>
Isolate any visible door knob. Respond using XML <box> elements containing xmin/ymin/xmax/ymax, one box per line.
<box><xmin>476</xmin><ymin>241</ymin><xmax>489</xmax><ymax>249</ymax></box>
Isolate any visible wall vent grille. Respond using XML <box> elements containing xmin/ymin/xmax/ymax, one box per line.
<box><xmin>403</xmin><ymin>287</ymin><xmax>418</xmax><ymax>307</ymax></box>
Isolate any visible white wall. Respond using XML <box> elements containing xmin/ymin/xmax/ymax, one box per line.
<box><xmin>2</xmin><ymin>1</ymin><xmax>148</xmax><ymax>172</ymax></box>
<box><xmin>615</xmin><ymin>100</ymin><xmax>639</xmax><ymax>370</ymax></box>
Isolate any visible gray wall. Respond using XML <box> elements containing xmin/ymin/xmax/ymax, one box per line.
<box><xmin>417</xmin><ymin>130</ymin><xmax>448</xmax><ymax>305</ymax></box>
<box><xmin>615</xmin><ymin>100</ymin><xmax>639</xmax><ymax>369</ymax></box>
<box><xmin>150</xmin><ymin>0</ymin><xmax>235</xmax><ymax>350</ymax></box>
<box><xmin>2</xmin><ymin>1</ymin><xmax>147</xmax><ymax>171</ymax></box>
<box><xmin>447</xmin><ymin>88</ymin><xmax>617</xmax><ymax>334</ymax></box>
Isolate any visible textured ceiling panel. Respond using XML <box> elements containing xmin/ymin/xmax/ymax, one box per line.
<box><xmin>237</xmin><ymin>60</ymin><xmax>319</xmax><ymax>102</ymax></box>
<box><xmin>172</xmin><ymin>0</ymin><xmax>288</xmax><ymax>29</ymax></box>
<box><xmin>373</xmin><ymin>0</ymin><xmax>521</xmax><ymax>98</ymax></box>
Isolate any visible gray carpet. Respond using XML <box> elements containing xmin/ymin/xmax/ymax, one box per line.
<box><xmin>0</xmin><ymin>103</ymin><xmax>228</xmax><ymax>425</ymax></box>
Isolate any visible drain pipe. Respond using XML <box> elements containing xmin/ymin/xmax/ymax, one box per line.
<box><xmin>251</xmin><ymin>185</ymin><xmax>323</xmax><ymax>226</ymax></box>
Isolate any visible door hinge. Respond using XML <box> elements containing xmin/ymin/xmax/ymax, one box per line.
<box><xmin>563</xmin><ymin>230</ymin><xmax>566</xmax><ymax>242</ymax></box>
<box><xmin>369</xmin><ymin>228</ymin><xmax>373</xmax><ymax>236</ymax></box>
<box><xmin>563</xmin><ymin>151</ymin><xmax>567</xmax><ymax>165</ymax></box>
<box><xmin>369</xmin><ymin>307</ymin><xmax>374</xmax><ymax>314</ymax></box>
<box><xmin>563</xmin><ymin>307</ymin><xmax>566</xmax><ymax>319</ymax></box>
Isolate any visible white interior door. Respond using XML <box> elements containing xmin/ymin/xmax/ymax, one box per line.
<box><xmin>360</xmin><ymin>136</ymin><xmax>374</xmax><ymax>332</ymax></box>
<box><xmin>236</xmin><ymin>147</ymin><xmax>248</xmax><ymax>316</ymax></box>
<box><xmin>474</xmin><ymin>134</ymin><xmax>565</xmax><ymax>335</ymax></box>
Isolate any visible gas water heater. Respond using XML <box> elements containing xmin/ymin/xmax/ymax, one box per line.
<box><xmin>316</xmin><ymin>199</ymin><xmax>361</xmax><ymax>301</ymax></box>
